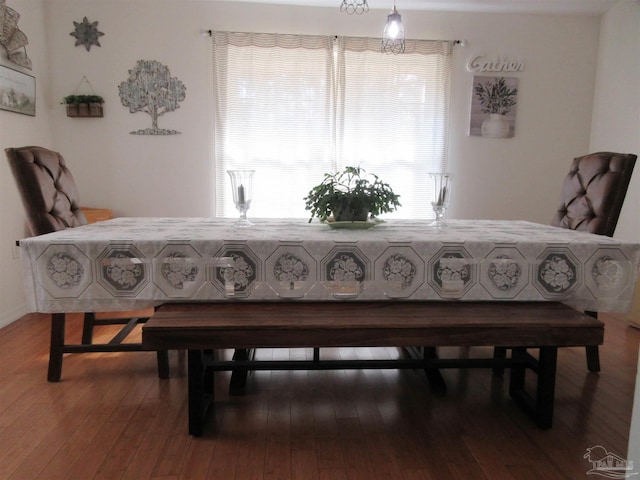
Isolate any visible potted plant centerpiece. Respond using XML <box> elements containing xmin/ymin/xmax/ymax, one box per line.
<box><xmin>304</xmin><ymin>166</ymin><xmax>401</xmax><ymax>224</ymax></box>
<box><xmin>473</xmin><ymin>77</ymin><xmax>517</xmax><ymax>138</ymax></box>
<box><xmin>63</xmin><ymin>94</ymin><xmax>104</xmax><ymax>117</ymax></box>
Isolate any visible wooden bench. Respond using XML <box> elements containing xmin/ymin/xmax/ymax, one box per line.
<box><xmin>141</xmin><ymin>301</ymin><xmax>603</xmax><ymax>436</ymax></box>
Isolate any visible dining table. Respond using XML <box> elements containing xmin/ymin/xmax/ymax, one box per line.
<box><xmin>18</xmin><ymin>216</ymin><xmax>639</xmax><ymax>433</ymax></box>
<box><xmin>17</xmin><ymin>217</ymin><xmax>640</xmax><ymax>314</ymax></box>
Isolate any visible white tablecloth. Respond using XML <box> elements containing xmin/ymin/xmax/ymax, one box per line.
<box><xmin>18</xmin><ymin>218</ymin><xmax>640</xmax><ymax>313</ymax></box>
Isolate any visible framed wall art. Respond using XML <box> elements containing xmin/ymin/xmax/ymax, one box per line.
<box><xmin>0</xmin><ymin>64</ymin><xmax>35</xmax><ymax>116</ymax></box>
<box><xmin>469</xmin><ymin>75</ymin><xmax>518</xmax><ymax>138</ymax></box>
<box><xmin>119</xmin><ymin>59</ymin><xmax>186</xmax><ymax>135</ymax></box>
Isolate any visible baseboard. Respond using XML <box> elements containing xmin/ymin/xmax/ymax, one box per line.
<box><xmin>0</xmin><ymin>302</ymin><xmax>28</xmax><ymax>329</ymax></box>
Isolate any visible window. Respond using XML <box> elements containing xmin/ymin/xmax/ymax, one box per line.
<box><xmin>211</xmin><ymin>32</ymin><xmax>453</xmax><ymax>219</ymax></box>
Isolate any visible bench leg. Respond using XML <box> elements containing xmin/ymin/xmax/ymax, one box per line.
<box><xmin>157</xmin><ymin>350</ymin><xmax>170</xmax><ymax>379</ymax></box>
<box><xmin>585</xmin><ymin>346</ymin><xmax>600</xmax><ymax>373</ymax></box>
<box><xmin>492</xmin><ymin>347</ymin><xmax>508</xmax><ymax>377</ymax></box>
<box><xmin>229</xmin><ymin>348</ymin><xmax>253</xmax><ymax>395</ymax></box>
<box><xmin>48</xmin><ymin>313</ymin><xmax>66</xmax><ymax>382</ymax></box>
<box><xmin>509</xmin><ymin>347</ymin><xmax>557</xmax><ymax>429</ymax></box>
<box><xmin>188</xmin><ymin>349</ymin><xmax>215</xmax><ymax>436</ymax></box>
<box><xmin>509</xmin><ymin>347</ymin><xmax>526</xmax><ymax>394</ymax></box>
<box><xmin>423</xmin><ymin>347</ymin><xmax>447</xmax><ymax>395</ymax></box>
<box><xmin>402</xmin><ymin>347</ymin><xmax>447</xmax><ymax>395</ymax></box>
<box><xmin>534</xmin><ymin>347</ymin><xmax>557</xmax><ymax>429</ymax></box>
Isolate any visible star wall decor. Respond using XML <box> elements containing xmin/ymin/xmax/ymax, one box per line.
<box><xmin>70</xmin><ymin>16</ymin><xmax>104</xmax><ymax>51</ymax></box>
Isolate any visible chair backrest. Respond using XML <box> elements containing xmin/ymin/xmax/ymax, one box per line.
<box><xmin>6</xmin><ymin>146</ymin><xmax>87</xmax><ymax>236</ymax></box>
<box><xmin>551</xmin><ymin>151</ymin><xmax>636</xmax><ymax>237</ymax></box>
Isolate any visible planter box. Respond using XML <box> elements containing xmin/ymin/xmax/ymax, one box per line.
<box><xmin>89</xmin><ymin>102</ymin><xmax>103</xmax><ymax>117</ymax></box>
<box><xmin>65</xmin><ymin>103</ymin><xmax>103</xmax><ymax>118</ymax></box>
<box><xmin>65</xmin><ymin>104</ymin><xmax>79</xmax><ymax>117</ymax></box>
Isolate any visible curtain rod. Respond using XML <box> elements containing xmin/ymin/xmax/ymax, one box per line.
<box><xmin>200</xmin><ymin>29</ymin><xmax>465</xmax><ymax>46</ymax></box>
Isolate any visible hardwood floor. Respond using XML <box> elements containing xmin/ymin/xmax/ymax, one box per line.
<box><xmin>0</xmin><ymin>311</ymin><xmax>638</xmax><ymax>479</ymax></box>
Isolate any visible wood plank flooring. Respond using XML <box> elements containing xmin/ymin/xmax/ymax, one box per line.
<box><xmin>0</xmin><ymin>311</ymin><xmax>638</xmax><ymax>479</ymax></box>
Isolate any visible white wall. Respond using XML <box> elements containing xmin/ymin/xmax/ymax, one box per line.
<box><xmin>590</xmin><ymin>0</ymin><xmax>640</xmax><ymax>243</ymax></box>
<box><xmin>0</xmin><ymin>0</ymin><xmax>52</xmax><ymax>327</ymax></box>
<box><xmin>447</xmin><ymin>13</ymin><xmax>600</xmax><ymax>223</ymax></box>
<box><xmin>0</xmin><ymin>0</ymin><xmax>608</xmax><ymax>325</ymax></box>
<box><xmin>41</xmin><ymin>1</ymin><xmax>600</xmax><ymax>222</ymax></box>
<box><xmin>592</xmin><ymin>0</ymin><xmax>640</xmax><ymax>329</ymax></box>
<box><xmin>591</xmin><ymin>0</ymin><xmax>640</xmax><ymax>470</ymax></box>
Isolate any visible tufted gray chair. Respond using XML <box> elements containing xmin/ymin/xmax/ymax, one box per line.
<box><xmin>6</xmin><ymin>146</ymin><xmax>169</xmax><ymax>382</ymax></box>
<box><xmin>495</xmin><ymin>152</ymin><xmax>636</xmax><ymax>374</ymax></box>
<box><xmin>6</xmin><ymin>146</ymin><xmax>88</xmax><ymax>235</ymax></box>
<box><xmin>553</xmin><ymin>152</ymin><xmax>635</xmax><ymax>372</ymax></box>
<box><xmin>550</xmin><ymin>152</ymin><xmax>636</xmax><ymax>237</ymax></box>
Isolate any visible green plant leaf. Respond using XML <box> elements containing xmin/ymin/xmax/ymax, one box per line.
<box><xmin>304</xmin><ymin>166</ymin><xmax>401</xmax><ymax>222</ymax></box>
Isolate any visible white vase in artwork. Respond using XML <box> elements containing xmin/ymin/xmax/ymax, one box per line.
<box><xmin>481</xmin><ymin>113</ymin><xmax>510</xmax><ymax>138</ymax></box>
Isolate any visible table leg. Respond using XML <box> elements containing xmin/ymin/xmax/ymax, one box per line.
<box><xmin>47</xmin><ymin>313</ymin><xmax>66</xmax><ymax>382</ymax></box>
<box><xmin>81</xmin><ymin>312</ymin><xmax>95</xmax><ymax>344</ymax></box>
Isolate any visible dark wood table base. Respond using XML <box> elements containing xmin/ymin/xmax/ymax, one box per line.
<box><xmin>48</xmin><ymin>311</ymin><xmax>169</xmax><ymax>382</ymax></box>
<box><xmin>142</xmin><ymin>301</ymin><xmax>603</xmax><ymax>436</ymax></box>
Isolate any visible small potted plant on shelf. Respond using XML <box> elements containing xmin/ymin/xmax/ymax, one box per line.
<box><xmin>63</xmin><ymin>94</ymin><xmax>104</xmax><ymax>117</ymax></box>
<box><xmin>304</xmin><ymin>166</ymin><xmax>401</xmax><ymax>223</ymax></box>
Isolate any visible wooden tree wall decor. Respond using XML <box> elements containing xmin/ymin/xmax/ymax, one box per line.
<box><xmin>118</xmin><ymin>60</ymin><xmax>186</xmax><ymax>135</ymax></box>
<box><xmin>70</xmin><ymin>16</ymin><xmax>104</xmax><ymax>51</ymax></box>
<box><xmin>0</xmin><ymin>0</ymin><xmax>32</xmax><ymax>69</ymax></box>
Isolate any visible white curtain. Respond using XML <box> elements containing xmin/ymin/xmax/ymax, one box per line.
<box><xmin>211</xmin><ymin>32</ymin><xmax>453</xmax><ymax>219</ymax></box>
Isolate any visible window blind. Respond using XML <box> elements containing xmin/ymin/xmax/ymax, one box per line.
<box><xmin>339</xmin><ymin>37</ymin><xmax>452</xmax><ymax>219</ymax></box>
<box><xmin>211</xmin><ymin>31</ymin><xmax>453</xmax><ymax>219</ymax></box>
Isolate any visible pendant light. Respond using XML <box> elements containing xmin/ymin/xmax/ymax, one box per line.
<box><xmin>381</xmin><ymin>2</ymin><xmax>405</xmax><ymax>54</ymax></box>
<box><xmin>340</xmin><ymin>0</ymin><xmax>369</xmax><ymax>14</ymax></box>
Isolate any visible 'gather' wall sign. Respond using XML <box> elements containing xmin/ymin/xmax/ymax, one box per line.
<box><xmin>467</xmin><ymin>55</ymin><xmax>525</xmax><ymax>73</ymax></box>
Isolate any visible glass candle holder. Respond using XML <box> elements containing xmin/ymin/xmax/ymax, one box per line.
<box><xmin>227</xmin><ymin>170</ymin><xmax>255</xmax><ymax>227</ymax></box>
<box><xmin>429</xmin><ymin>172</ymin><xmax>453</xmax><ymax>227</ymax></box>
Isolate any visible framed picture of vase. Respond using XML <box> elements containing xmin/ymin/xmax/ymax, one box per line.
<box><xmin>469</xmin><ymin>75</ymin><xmax>518</xmax><ymax>138</ymax></box>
